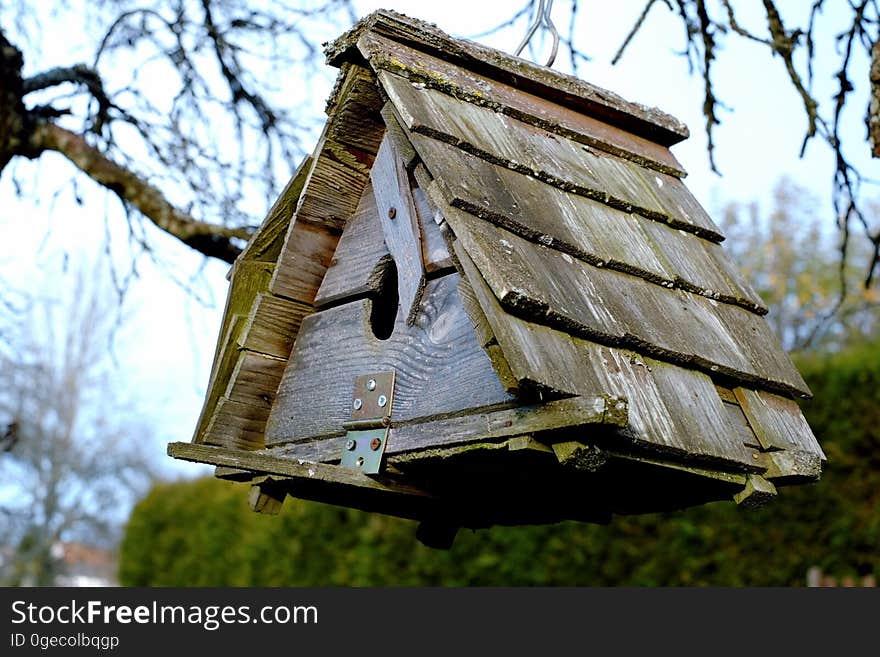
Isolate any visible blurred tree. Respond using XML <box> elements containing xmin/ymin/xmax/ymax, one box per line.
<box><xmin>719</xmin><ymin>177</ymin><xmax>880</xmax><ymax>351</ymax></box>
<box><xmin>0</xmin><ymin>261</ymin><xmax>156</xmax><ymax>586</ymax></box>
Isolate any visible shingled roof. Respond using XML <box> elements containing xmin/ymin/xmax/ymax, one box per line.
<box><xmin>171</xmin><ymin>10</ymin><xmax>824</xmax><ymax>529</ymax></box>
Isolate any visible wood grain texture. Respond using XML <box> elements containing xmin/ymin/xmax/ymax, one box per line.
<box><xmin>314</xmin><ymin>180</ymin><xmax>391</xmax><ymax>307</ymax></box>
<box><xmin>380</xmin><ymin>102</ymin><xmax>418</xmax><ymax>170</ymax></box>
<box><xmin>380</xmin><ymin>72</ymin><xmax>715</xmax><ymax>239</ymax></box>
<box><xmin>238</xmin><ymin>293</ymin><xmax>312</xmax><ymax>359</ymax></box>
<box><xmin>199</xmin><ymin>350</ymin><xmax>287</xmax><ymax>450</ymax></box>
<box><xmin>271</xmin><ymin>395</ymin><xmax>620</xmax><ymax>466</ymax></box>
<box><xmin>345</xmin><ymin>27</ymin><xmax>688</xmax><ymax>168</ymax></box>
<box><xmin>762</xmin><ymin>449</ymin><xmax>823</xmax><ymax>481</ymax></box>
<box><xmin>203</xmin><ymin>397</ymin><xmax>270</xmax><ymax>450</ymax></box>
<box><xmin>410</xmin><ymin>133</ymin><xmax>765</xmax><ymax>314</ymax></box>
<box><xmin>413</xmin><ymin>183</ymin><xmax>453</xmax><ymax>272</ymax></box>
<box><xmin>193</xmin><ymin>259</ymin><xmax>274</xmax><ymax>444</ymax></box>
<box><xmin>265</xmin><ymin>273</ymin><xmax>516</xmax><ymax>446</ymax></box>
<box><xmin>335</xmin><ymin>12</ymin><xmax>690</xmax><ymax>143</ymax></box>
<box><xmin>371</xmin><ymin>133</ymin><xmax>426</xmax><ymax>324</ymax></box>
<box><xmin>455</xmin><ymin>244</ymin><xmax>765</xmax><ymax>470</ymax></box>
<box><xmin>442</xmin><ymin>201</ymin><xmax>809</xmax><ymax>398</ymax></box>
<box><xmin>733</xmin><ymin>474</ymin><xmax>777</xmax><ymax>508</ymax></box>
<box><xmin>271</xmin><ymin>63</ymin><xmax>387</xmax><ymax>304</ymax></box>
<box><xmin>270</xmin><ymin>218</ymin><xmax>340</xmax><ymax>304</ymax></box>
<box><xmin>223</xmin><ymin>350</ymin><xmax>285</xmax><ymax>410</ymax></box>
<box><xmin>733</xmin><ymin>388</ymin><xmax>824</xmax><ymax>457</ymax></box>
<box><xmin>325</xmin><ymin>63</ymin><xmax>385</xmax><ymax>154</ymax></box>
<box><xmin>168</xmin><ymin>442</ymin><xmax>434</xmax><ymax>511</ymax></box>
<box><xmin>294</xmin><ymin>140</ymin><xmax>371</xmax><ymax>232</ymax></box>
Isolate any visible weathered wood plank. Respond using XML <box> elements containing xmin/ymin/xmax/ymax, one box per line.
<box><xmin>271</xmin><ymin>76</ymin><xmax>385</xmax><ymax>305</ymax></box>
<box><xmin>371</xmin><ymin>133</ymin><xmax>426</xmax><ymax>324</ymax></box>
<box><xmin>222</xmin><ymin>350</ymin><xmax>285</xmax><ymax>411</ymax></box>
<box><xmin>456</xmin><ymin>276</ymin><xmax>495</xmax><ymax>348</ymax></box>
<box><xmin>413</xmin><ymin>184</ymin><xmax>453</xmax><ymax>272</ymax></box>
<box><xmin>722</xmin><ymin>401</ymin><xmax>761</xmax><ymax>449</ymax></box>
<box><xmin>248</xmin><ymin>481</ymin><xmax>286</xmax><ymax>515</ymax></box>
<box><xmin>343</xmin><ymin>27</ymin><xmax>688</xmax><ymax>167</ymax></box>
<box><xmin>640</xmin><ymin>219</ymin><xmax>767</xmax><ymax>313</ymax></box>
<box><xmin>338</xmin><ymin>13</ymin><xmax>691</xmax><ymax>142</ymax></box>
<box><xmin>214</xmin><ymin>466</ymin><xmax>256</xmax><ymax>481</ymax></box>
<box><xmin>238</xmin><ymin>293</ymin><xmax>312</xmax><ymax>359</ymax></box>
<box><xmin>381</xmin><ymin>71</ymin><xmax>716</xmax><ymax>239</ymax></box>
<box><xmin>733</xmin><ymin>388</ymin><xmax>824</xmax><ymax>457</ymax></box>
<box><xmin>270</xmin><ymin>219</ymin><xmax>340</xmax><ymax>304</ymax></box>
<box><xmin>443</xmin><ymin>201</ymin><xmax>809</xmax><ymax>398</ymax></box>
<box><xmin>167</xmin><ymin>442</ymin><xmax>435</xmax><ymax>518</ymax></box>
<box><xmin>733</xmin><ymin>474</ymin><xmax>777</xmax><ymax>508</ymax></box>
<box><xmin>454</xmin><ymin>244</ymin><xmax>765</xmax><ymax>470</ymax></box>
<box><xmin>379</xmin><ymin>102</ymin><xmax>418</xmax><ymax>170</ymax></box>
<box><xmin>271</xmin><ymin>395</ymin><xmax>621</xmax><ymax>464</ymax></box>
<box><xmin>294</xmin><ymin>141</ymin><xmax>371</xmax><ymax>232</ymax></box>
<box><xmin>600</xmin><ymin>449</ymin><xmax>750</xmax><ymax>485</ymax></box>
<box><xmin>411</xmin><ymin>134</ymin><xmax>765</xmax><ymax>314</ymax></box>
<box><xmin>314</xmin><ymin>180</ymin><xmax>390</xmax><ymax>308</ymax></box>
<box><xmin>265</xmin><ymin>273</ymin><xmax>516</xmax><ymax>446</ymax></box>
<box><xmin>202</xmin><ymin>397</ymin><xmax>270</xmax><ymax>450</ymax></box>
<box><xmin>325</xmin><ymin>63</ymin><xmax>385</xmax><ymax>154</ymax></box>
<box><xmin>193</xmin><ymin>259</ymin><xmax>275</xmax><ymax>444</ymax></box>
<box><xmin>762</xmin><ymin>449</ymin><xmax>823</xmax><ymax>481</ymax></box>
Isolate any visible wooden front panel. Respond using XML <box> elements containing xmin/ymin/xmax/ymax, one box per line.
<box><xmin>265</xmin><ymin>272</ymin><xmax>516</xmax><ymax>446</ymax></box>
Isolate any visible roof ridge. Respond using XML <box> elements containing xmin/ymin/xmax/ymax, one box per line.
<box><xmin>325</xmin><ymin>9</ymin><xmax>689</xmax><ymax>147</ymax></box>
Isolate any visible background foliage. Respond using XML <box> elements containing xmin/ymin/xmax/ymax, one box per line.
<box><xmin>120</xmin><ymin>339</ymin><xmax>880</xmax><ymax>586</ymax></box>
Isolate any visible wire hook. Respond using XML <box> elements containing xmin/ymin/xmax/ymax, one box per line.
<box><xmin>514</xmin><ymin>0</ymin><xmax>560</xmax><ymax>68</ymax></box>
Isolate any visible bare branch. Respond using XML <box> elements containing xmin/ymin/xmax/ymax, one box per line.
<box><xmin>762</xmin><ymin>0</ymin><xmax>820</xmax><ymax>155</ymax></box>
<box><xmin>612</xmin><ymin>0</ymin><xmax>673</xmax><ymax>65</ymax></box>
<box><xmin>29</xmin><ymin>122</ymin><xmax>251</xmax><ymax>263</ymax></box>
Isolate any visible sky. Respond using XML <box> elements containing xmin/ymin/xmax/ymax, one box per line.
<box><xmin>0</xmin><ymin>0</ymin><xmax>874</xmax><ymax>486</ymax></box>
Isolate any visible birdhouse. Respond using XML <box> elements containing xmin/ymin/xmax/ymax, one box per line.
<box><xmin>168</xmin><ymin>11</ymin><xmax>824</xmax><ymax>548</ymax></box>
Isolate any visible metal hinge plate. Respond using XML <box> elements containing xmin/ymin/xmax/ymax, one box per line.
<box><xmin>340</xmin><ymin>371</ymin><xmax>395</xmax><ymax>474</ymax></box>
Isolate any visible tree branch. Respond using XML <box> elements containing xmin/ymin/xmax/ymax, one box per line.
<box><xmin>29</xmin><ymin>122</ymin><xmax>251</xmax><ymax>263</ymax></box>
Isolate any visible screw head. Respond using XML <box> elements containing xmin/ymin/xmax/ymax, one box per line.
<box><xmin>345</xmin><ymin>439</ymin><xmax>357</xmax><ymax>451</ymax></box>
<box><xmin>367</xmin><ymin>378</ymin><xmax>377</xmax><ymax>391</ymax></box>
<box><xmin>353</xmin><ymin>398</ymin><xmax>363</xmax><ymax>410</ymax></box>
<box><xmin>388</xmin><ymin>207</ymin><xmax>397</xmax><ymax>219</ymax></box>
<box><xmin>377</xmin><ymin>394</ymin><xmax>387</xmax><ymax>407</ymax></box>
<box><xmin>370</xmin><ymin>438</ymin><xmax>382</xmax><ymax>451</ymax></box>
<box><xmin>355</xmin><ymin>456</ymin><xmax>365</xmax><ymax>467</ymax></box>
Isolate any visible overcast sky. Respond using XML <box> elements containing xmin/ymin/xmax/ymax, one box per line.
<box><xmin>0</xmin><ymin>1</ymin><xmax>872</xmax><ymax>481</ymax></box>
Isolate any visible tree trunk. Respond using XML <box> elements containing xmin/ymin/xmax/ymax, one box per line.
<box><xmin>0</xmin><ymin>29</ymin><xmax>31</xmax><ymax>172</ymax></box>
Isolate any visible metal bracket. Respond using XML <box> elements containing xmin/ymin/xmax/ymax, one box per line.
<box><xmin>340</xmin><ymin>371</ymin><xmax>395</xmax><ymax>474</ymax></box>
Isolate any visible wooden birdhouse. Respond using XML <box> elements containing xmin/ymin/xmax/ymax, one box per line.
<box><xmin>169</xmin><ymin>10</ymin><xmax>824</xmax><ymax>548</ymax></box>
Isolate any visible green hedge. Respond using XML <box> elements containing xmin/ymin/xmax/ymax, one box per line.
<box><xmin>120</xmin><ymin>341</ymin><xmax>880</xmax><ymax>586</ymax></box>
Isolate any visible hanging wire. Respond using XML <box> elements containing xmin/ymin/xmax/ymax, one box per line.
<box><xmin>514</xmin><ymin>0</ymin><xmax>560</xmax><ymax>68</ymax></box>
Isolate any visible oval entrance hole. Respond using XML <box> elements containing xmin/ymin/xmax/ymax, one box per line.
<box><xmin>369</xmin><ymin>257</ymin><xmax>399</xmax><ymax>340</ymax></box>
